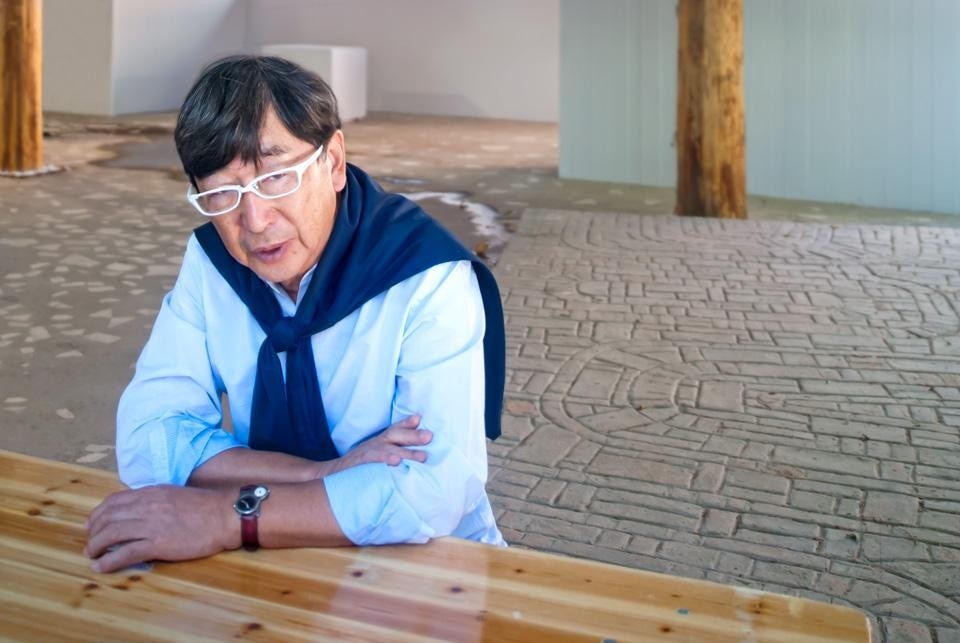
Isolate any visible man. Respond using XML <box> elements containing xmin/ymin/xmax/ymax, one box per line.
<box><xmin>84</xmin><ymin>55</ymin><xmax>506</xmax><ymax>573</ymax></box>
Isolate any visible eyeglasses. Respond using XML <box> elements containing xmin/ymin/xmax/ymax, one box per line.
<box><xmin>186</xmin><ymin>144</ymin><xmax>325</xmax><ymax>216</ymax></box>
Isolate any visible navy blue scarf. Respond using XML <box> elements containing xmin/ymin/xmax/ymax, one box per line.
<box><xmin>194</xmin><ymin>163</ymin><xmax>504</xmax><ymax>461</ymax></box>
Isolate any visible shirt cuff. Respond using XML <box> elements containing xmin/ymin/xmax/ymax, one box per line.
<box><xmin>148</xmin><ymin>416</ymin><xmax>246</xmax><ymax>487</ymax></box>
<box><xmin>323</xmin><ymin>462</ymin><xmax>436</xmax><ymax>545</ymax></box>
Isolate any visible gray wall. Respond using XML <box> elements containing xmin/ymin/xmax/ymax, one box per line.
<box><xmin>42</xmin><ymin>0</ymin><xmax>248</xmax><ymax>116</ymax></box>
<box><xmin>111</xmin><ymin>0</ymin><xmax>248</xmax><ymax>114</ymax></box>
<box><xmin>43</xmin><ymin>0</ymin><xmax>114</xmax><ymax>114</ymax></box>
<box><xmin>560</xmin><ymin>0</ymin><xmax>960</xmax><ymax>215</ymax></box>
<box><xmin>248</xmin><ymin>0</ymin><xmax>560</xmax><ymax>121</ymax></box>
<box><xmin>43</xmin><ymin>0</ymin><xmax>559</xmax><ymax>121</ymax></box>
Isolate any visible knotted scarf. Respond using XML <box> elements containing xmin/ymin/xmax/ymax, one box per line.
<box><xmin>194</xmin><ymin>164</ymin><xmax>504</xmax><ymax>461</ymax></box>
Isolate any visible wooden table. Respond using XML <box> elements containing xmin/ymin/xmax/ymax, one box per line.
<box><xmin>0</xmin><ymin>449</ymin><xmax>871</xmax><ymax>642</ymax></box>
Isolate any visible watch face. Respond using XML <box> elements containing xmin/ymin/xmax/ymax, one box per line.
<box><xmin>236</xmin><ymin>496</ymin><xmax>257</xmax><ymax>513</ymax></box>
<box><xmin>235</xmin><ymin>485</ymin><xmax>269</xmax><ymax>516</ymax></box>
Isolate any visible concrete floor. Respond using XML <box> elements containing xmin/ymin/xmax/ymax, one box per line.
<box><xmin>3</xmin><ymin>111</ymin><xmax>960</xmax><ymax>642</ymax></box>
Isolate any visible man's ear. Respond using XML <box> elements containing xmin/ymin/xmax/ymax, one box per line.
<box><xmin>326</xmin><ymin>130</ymin><xmax>347</xmax><ymax>192</ymax></box>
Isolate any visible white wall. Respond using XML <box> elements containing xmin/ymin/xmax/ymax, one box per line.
<box><xmin>111</xmin><ymin>0</ymin><xmax>248</xmax><ymax>114</ymax></box>
<box><xmin>43</xmin><ymin>0</ymin><xmax>114</xmax><ymax>114</ymax></box>
<box><xmin>248</xmin><ymin>0</ymin><xmax>559</xmax><ymax>122</ymax></box>
<box><xmin>745</xmin><ymin>0</ymin><xmax>960</xmax><ymax>215</ymax></box>
<box><xmin>559</xmin><ymin>0</ymin><xmax>675</xmax><ymax>186</ymax></box>
<box><xmin>560</xmin><ymin>0</ymin><xmax>960</xmax><ymax>216</ymax></box>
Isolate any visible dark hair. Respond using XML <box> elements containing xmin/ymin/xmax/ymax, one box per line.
<box><xmin>174</xmin><ymin>55</ymin><xmax>342</xmax><ymax>182</ymax></box>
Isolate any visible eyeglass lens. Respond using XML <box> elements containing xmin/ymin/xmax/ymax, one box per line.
<box><xmin>197</xmin><ymin>189</ymin><xmax>240</xmax><ymax>214</ymax></box>
<box><xmin>196</xmin><ymin>170</ymin><xmax>301</xmax><ymax>215</ymax></box>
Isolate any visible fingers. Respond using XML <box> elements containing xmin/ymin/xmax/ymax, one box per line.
<box><xmin>85</xmin><ymin>487</ymin><xmax>170</xmax><ymax>541</ymax></box>
<box><xmin>85</xmin><ymin>519</ymin><xmax>145</xmax><ymax>559</ymax></box>
<box><xmin>389</xmin><ymin>415</ymin><xmax>420</xmax><ymax>430</ymax></box>
<box><xmin>379</xmin><ymin>416</ymin><xmax>431</xmax><ymax>464</ymax></box>
<box><xmin>86</xmin><ymin>502</ymin><xmax>148</xmax><ymax>542</ymax></box>
<box><xmin>85</xmin><ymin>489</ymin><xmax>141</xmax><ymax>531</ymax></box>
<box><xmin>409</xmin><ymin>429</ymin><xmax>433</xmax><ymax>445</ymax></box>
<box><xmin>382</xmin><ymin>424</ymin><xmax>433</xmax><ymax>446</ymax></box>
<box><xmin>90</xmin><ymin>539</ymin><xmax>154</xmax><ymax>574</ymax></box>
<box><xmin>385</xmin><ymin>447</ymin><xmax>428</xmax><ymax>467</ymax></box>
<box><xmin>336</xmin><ymin>416</ymin><xmax>434</xmax><ymax>472</ymax></box>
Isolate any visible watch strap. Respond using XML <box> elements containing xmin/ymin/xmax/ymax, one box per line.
<box><xmin>240</xmin><ymin>513</ymin><xmax>259</xmax><ymax>552</ymax></box>
<box><xmin>236</xmin><ymin>484</ymin><xmax>268</xmax><ymax>552</ymax></box>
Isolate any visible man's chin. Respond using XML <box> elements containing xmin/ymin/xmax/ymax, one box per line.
<box><xmin>252</xmin><ymin>265</ymin><xmax>297</xmax><ymax>288</ymax></box>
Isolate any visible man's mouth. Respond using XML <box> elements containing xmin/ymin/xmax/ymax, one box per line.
<box><xmin>251</xmin><ymin>241</ymin><xmax>288</xmax><ymax>263</ymax></box>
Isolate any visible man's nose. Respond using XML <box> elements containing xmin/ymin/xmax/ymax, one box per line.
<box><xmin>236</xmin><ymin>191</ymin><xmax>272</xmax><ymax>233</ymax></box>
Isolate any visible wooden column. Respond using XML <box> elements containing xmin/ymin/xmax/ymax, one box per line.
<box><xmin>675</xmin><ymin>0</ymin><xmax>746</xmax><ymax>219</ymax></box>
<box><xmin>0</xmin><ymin>0</ymin><xmax>43</xmax><ymax>172</ymax></box>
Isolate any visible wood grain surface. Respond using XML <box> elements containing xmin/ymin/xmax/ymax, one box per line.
<box><xmin>0</xmin><ymin>0</ymin><xmax>44</xmax><ymax>171</ymax></box>
<box><xmin>675</xmin><ymin>0</ymin><xmax>747</xmax><ymax>219</ymax></box>
<box><xmin>0</xmin><ymin>449</ymin><xmax>871</xmax><ymax>642</ymax></box>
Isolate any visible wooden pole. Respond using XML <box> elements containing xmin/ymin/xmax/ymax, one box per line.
<box><xmin>675</xmin><ymin>0</ymin><xmax>746</xmax><ymax>218</ymax></box>
<box><xmin>0</xmin><ymin>0</ymin><xmax>43</xmax><ymax>172</ymax></box>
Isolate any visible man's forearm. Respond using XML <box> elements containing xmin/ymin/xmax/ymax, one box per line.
<box><xmin>256</xmin><ymin>479</ymin><xmax>352</xmax><ymax>548</ymax></box>
<box><xmin>211</xmin><ymin>478</ymin><xmax>354</xmax><ymax>549</ymax></box>
<box><xmin>188</xmin><ymin>417</ymin><xmax>430</xmax><ymax>490</ymax></box>
<box><xmin>189</xmin><ymin>451</ymin><xmax>354</xmax><ymax>548</ymax></box>
<box><xmin>187</xmin><ymin>447</ymin><xmax>330</xmax><ymax>489</ymax></box>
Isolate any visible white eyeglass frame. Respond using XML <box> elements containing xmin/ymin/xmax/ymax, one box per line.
<box><xmin>186</xmin><ymin>144</ymin><xmax>326</xmax><ymax>217</ymax></box>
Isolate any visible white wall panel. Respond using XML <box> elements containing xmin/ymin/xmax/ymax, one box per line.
<box><xmin>560</xmin><ymin>0</ymin><xmax>960</xmax><ymax>215</ymax></box>
<box><xmin>745</xmin><ymin>0</ymin><xmax>960</xmax><ymax>213</ymax></box>
<box><xmin>559</xmin><ymin>0</ymin><xmax>675</xmax><ymax>185</ymax></box>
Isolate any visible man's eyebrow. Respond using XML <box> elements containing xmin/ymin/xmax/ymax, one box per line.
<box><xmin>259</xmin><ymin>145</ymin><xmax>288</xmax><ymax>157</ymax></box>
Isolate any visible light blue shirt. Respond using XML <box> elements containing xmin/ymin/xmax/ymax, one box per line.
<box><xmin>117</xmin><ymin>234</ymin><xmax>503</xmax><ymax>546</ymax></box>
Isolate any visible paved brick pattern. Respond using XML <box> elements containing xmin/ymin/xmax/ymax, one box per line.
<box><xmin>489</xmin><ymin>210</ymin><xmax>960</xmax><ymax>642</ymax></box>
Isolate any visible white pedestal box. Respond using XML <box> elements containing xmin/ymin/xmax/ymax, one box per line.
<box><xmin>261</xmin><ymin>44</ymin><xmax>368</xmax><ymax>122</ymax></box>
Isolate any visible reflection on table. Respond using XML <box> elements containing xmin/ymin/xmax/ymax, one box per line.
<box><xmin>0</xmin><ymin>449</ymin><xmax>871</xmax><ymax>641</ymax></box>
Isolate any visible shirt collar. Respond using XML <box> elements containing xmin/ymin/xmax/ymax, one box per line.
<box><xmin>264</xmin><ymin>263</ymin><xmax>319</xmax><ymax>312</ymax></box>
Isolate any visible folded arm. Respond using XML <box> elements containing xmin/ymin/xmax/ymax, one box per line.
<box><xmin>186</xmin><ymin>415</ymin><xmax>430</xmax><ymax>489</ymax></box>
<box><xmin>322</xmin><ymin>261</ymin><xmax>491</xmax><ymax>545</ymax></box>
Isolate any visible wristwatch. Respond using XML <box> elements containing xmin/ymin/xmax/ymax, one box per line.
<box><xmin>234</xmin><ymin>484</ymin><xmax>270</xmax><ymax>552</ymax></box>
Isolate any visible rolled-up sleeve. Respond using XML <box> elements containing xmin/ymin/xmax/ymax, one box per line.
<box><xmin>116</xmin><ymin>237</ymin><xmax>244</xmax><ymax>488</ymax></box>
<box><xmin>323</xmin><ymin>261</ymin><xmax>490</xmax><ymax>545</ymax></box>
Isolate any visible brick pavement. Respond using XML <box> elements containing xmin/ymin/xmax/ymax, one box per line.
<box><xmin>488</xmin><ymin>209</ymin><xmax>960</xmax><ymax>643</ymax></box>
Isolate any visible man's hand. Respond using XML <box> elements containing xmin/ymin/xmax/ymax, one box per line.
<box><xmin>323</xmin><ymin>415</ymin><xmax>432</xmax><ymax>478</ymax></box>
<box><xmin>84</xmin><ymin>485</ymin><xmax>236</xmax><ymax>573</ymax></box>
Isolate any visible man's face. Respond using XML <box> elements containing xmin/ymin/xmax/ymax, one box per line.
<box><xmin>196</xmin><ymin>108</ymin><xmax>347</xmax><ymax>298</ymax></box>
